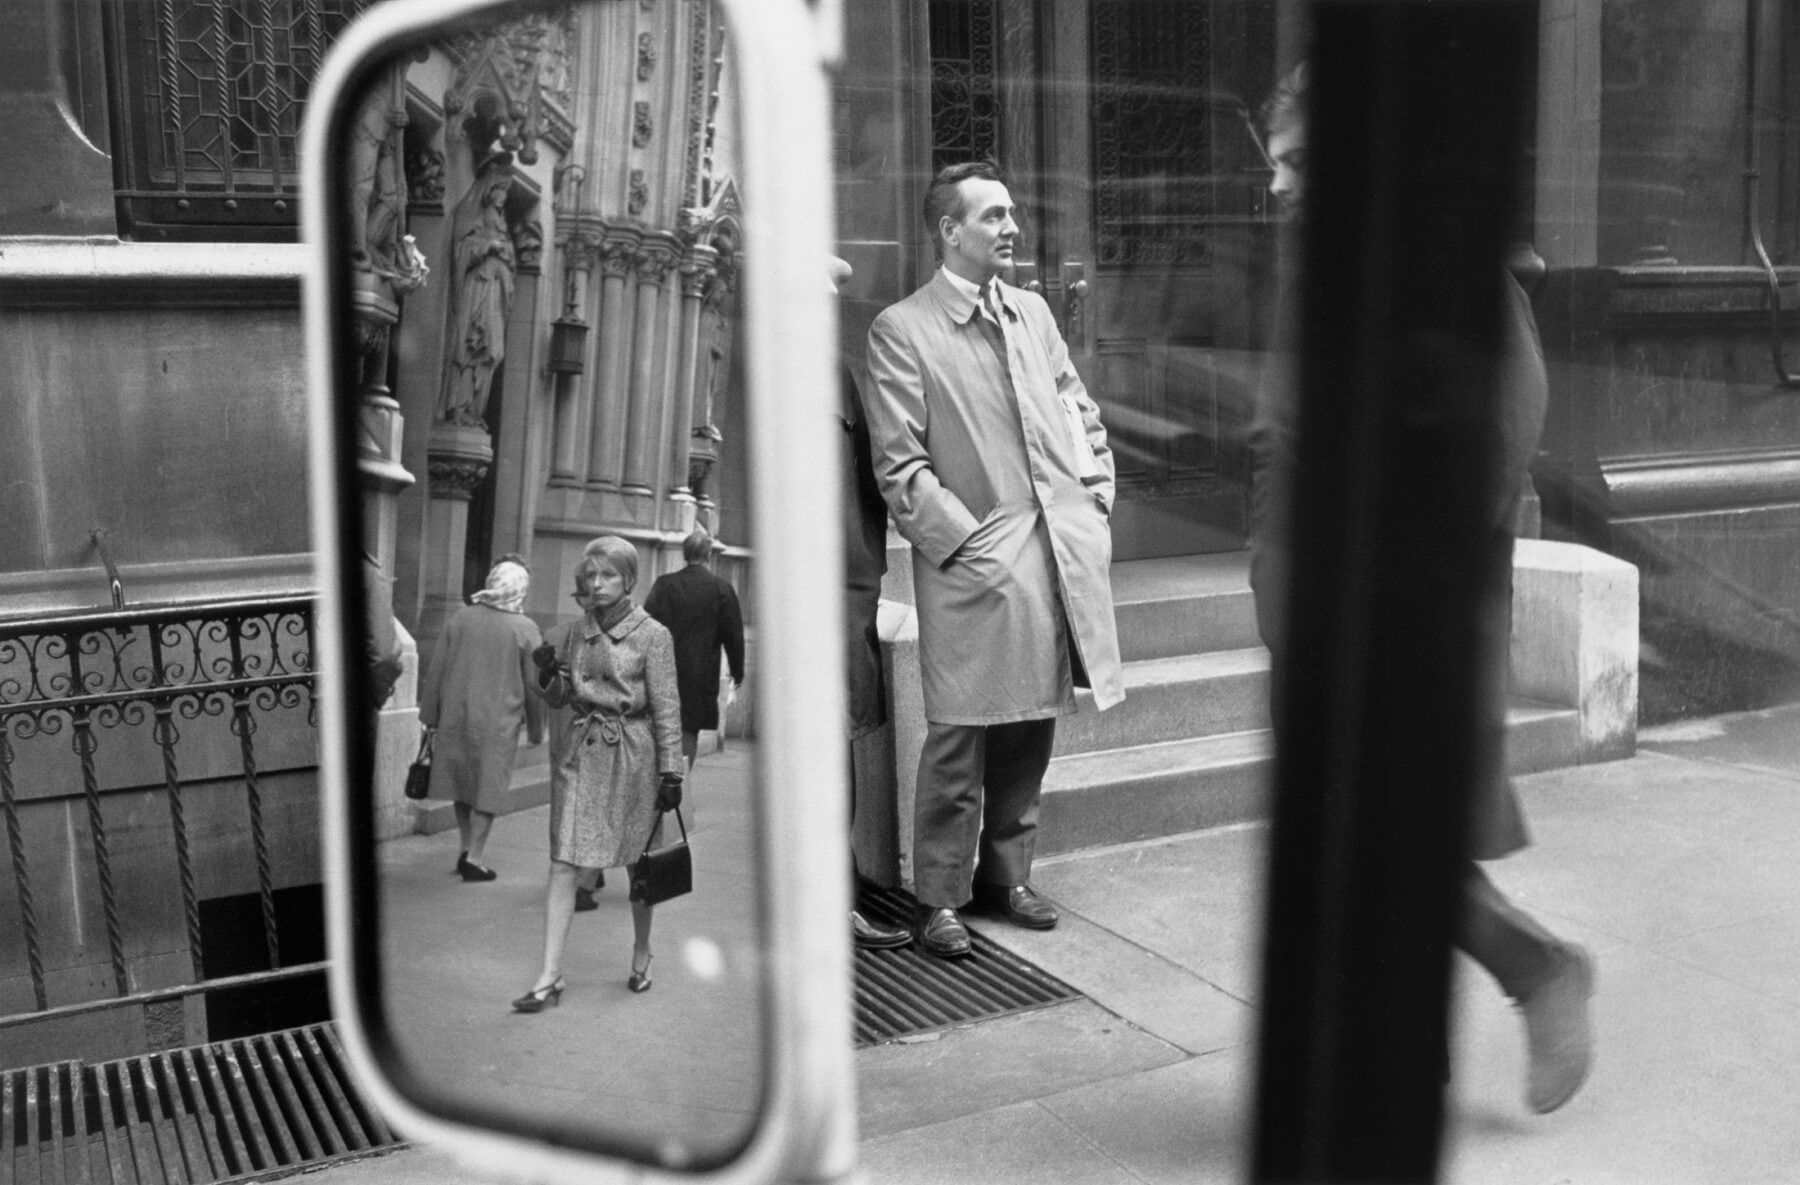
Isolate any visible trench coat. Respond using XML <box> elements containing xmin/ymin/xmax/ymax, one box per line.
<box><xmin>537</xmin><ymin>606</ymin><xmax>684</xmax><ymax>870</ymax></box>
<box><xmin>418</xmin><ymin>603</ymin><xmax>545</xmax><ymax>814</ymax></box>
<box><xmin>1247</xmin><ymin>268</ymin><xmax>1546</xmax><ymax>859</ymax></box>
<box><xmin>864</xmin><ymin>271</ymin><xmax>1124</xmax><ymax>725</ymax></box>
<box><xmin>643</xmin><ymin>563</ymin><xmax>745</xmax><ymax>734</ymax></box>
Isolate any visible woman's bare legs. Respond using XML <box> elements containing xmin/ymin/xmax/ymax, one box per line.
<box><xmin>530</xmin><ymin>861</ymin><xmax>580</xmax><ymax>992</ymax></box>
<box><xmin>630</xmin><ymin>899</ymin><xmax>654</xmax><ymax>988</ymax></box>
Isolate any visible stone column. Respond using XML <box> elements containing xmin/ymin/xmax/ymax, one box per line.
<box><xmin>552</xmin><ymin>228</ymin><xmax>600</xmax><ymax>482</ymax></box>
<box><xmin>622</xmin><ymin>233</ymin><xmax>680</xmax><ymax>493</ymax></box>
<box><xmin>666</xmin><ymin>243</ymin><xmax>718</xmax><ymax>505</ymax></box>
<box><xmin>587</xmin><ymin>226</ymin><xmax>643</xmax><ymax>486</ymax></box>
<box><xmin>417</xmin><ymin>425</ymin><xmax>494</xmax><ymax>662</ymax></box>
<box><xmin>491</xmin><ymin>218</ymin><xmax>544</xmax><ymax>561</ymax></box>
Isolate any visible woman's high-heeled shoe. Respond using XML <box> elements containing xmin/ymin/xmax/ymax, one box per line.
<box><xmin>628</xmin><ymin>952</ymin><xmax>653</xmax><ymax>994</ymax></box>
<box><xmin>511</xmin><ymin>977</ymin><xmax>564</xmax><ymax>1013</ymax></box>
<box><xmin>458</xmin><ymin>856</ymin><xmax>497</xmax><ymax>882</ymax></box>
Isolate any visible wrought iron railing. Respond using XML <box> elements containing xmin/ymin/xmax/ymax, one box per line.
<box><xmin>0</xmin><ymin>595</ymin><xmax>319</xmax><ymax>1025</ymax></box>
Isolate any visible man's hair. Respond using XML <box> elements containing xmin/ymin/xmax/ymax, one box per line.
<box><xmin>1258</xmin><ymin>61</ymin><xmax>1308</xmax><ymax>140</ymax></box>
<box><xmin>682</xmin><ymin>527</ymin><xmax>713</xmax><ymax>564</ymax></box>
<box><xmin>923</xmin><ymin>160</ymin><xmax>1006</xmax><ymax>258</ymax></box>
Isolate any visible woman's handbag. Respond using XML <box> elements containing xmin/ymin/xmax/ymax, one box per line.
<box><xmin>404</xmin><ymin>732</ymin><xmax>433</xmax><ymax>800</ymax></box>
<box><xmin>629</xmin><ymin>806</ymin><xmax>692</xmax><ymax>905</ymax></box>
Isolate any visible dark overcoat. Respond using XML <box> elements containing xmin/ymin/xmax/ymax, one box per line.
<box><xmin>864</xmin><ymin>271</ymin><xmax>1125</xmax><ymax>725</ymax></box>
<box><xmin>1248</xmin><ymin>269</ymin><xmax>1547</xmax><ymax>859</ymax></box>
<box><xmin>643</xmin><ymin>563</ymin><xmax>746</xmax><ymax>734</ymax></box>
<box><xmin>842</xmin><ymin>363</ymin><xmax>889</xmax><ymax>740</ymax></box>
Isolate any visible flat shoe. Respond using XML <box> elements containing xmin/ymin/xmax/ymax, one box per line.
<box><xmin>998</xmin><ymin>884</ymin><xmax>1058</xmax><ymax>930</ymax></box>
<box><xmin>458</xmin><ymin>857</ymin><xmax>497</xmax><ymax>882</ymax></box>
<box><xmin>852</xmin><ymin>909</ymin><xmax>911</xmax><ymax>950</ymax></box>
<box><xmin>1519</xmin><ymin>944</ymin><xmax>1596</xmax><ymax>1113</ymax></box>
<box><xmin>916</xmin><ymin>907</ymin><xmax>972</xmax><ymax>958</ymax></box>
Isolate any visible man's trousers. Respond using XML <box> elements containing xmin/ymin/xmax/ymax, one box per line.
<box><xmin>912</xmin><ymin>717</ymin><xmax>1058</xmax><ymax>909</ymax></box>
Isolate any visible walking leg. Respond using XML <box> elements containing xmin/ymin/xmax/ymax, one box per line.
<box><xmin>465</xmin><ymin>808</ymin><xmax>495</xmax><ymax>866</ymax></box>
<box><xmin>629</xmin><ymin>899</ymin><xmax>655</xmax><ymax>991</ymax></box>
<box><xmin>513</xmin><ymin>861</ymin><xmax>578</xmax><ymax>1010</ymax></box>
<box><xmin>1460</xmin><ymin>863</ymin><xmax>1595</xmax><ymax>1113</ymax></box>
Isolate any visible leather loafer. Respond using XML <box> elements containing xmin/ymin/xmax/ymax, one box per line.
<box><xmin>916</xmin><ymin>906</ymin><xmax>972</xmax><ymax>958</ymax></box>
<box><xmin>976</xmin><ymin>883</ymin><xmax>1058</xmax><ymax>929</ymax></box>
<box><xmin>852</xmin><ymin>909</ymin><xmax>911</xmax><ymax>950</ymax></box>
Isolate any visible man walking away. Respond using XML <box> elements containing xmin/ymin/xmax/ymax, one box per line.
<box><xmin>644</xmin><ymin>526</ymin><xmax>747</xmax><ymax>778</ymax></box>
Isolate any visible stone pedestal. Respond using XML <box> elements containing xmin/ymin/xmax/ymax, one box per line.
<box><xmin>418</xmin><ymin>422</ymin><xmax>494</xmax><ymax>674</ymax></box>
<box><xmin>373</xmin><ymin>622</ymin><xmax>422</xmax><ymax>840</ymax></box>
<box><xmin>1511</xmin><ymin>538</ymin><xmax>1639</xmax><ymax>762</ymax></box>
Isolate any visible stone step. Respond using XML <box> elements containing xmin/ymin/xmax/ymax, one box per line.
<box><xmin>1108</xmin><ymin>552</ymin><xmax>1262</xmax><ymax>662</ymax></box>
<box><xmin>1038</xmin><ymin>699</ymin><xmax>1583</xmax><ymax>856</ymax></box>
<box><xmin>1040</xmin><ymin>730</ymin><xmax>1273</xmax><ymax>856</ymax></box>
<box><xmin>1053</xmin><ymin>646</ymin><xmax>1273</xmax><ymax>757</ymax></box>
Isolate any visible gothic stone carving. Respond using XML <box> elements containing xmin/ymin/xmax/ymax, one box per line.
<box><xmin>443</xmin><ymin>12</ymin><xmax>570</xmax><ymax>165</ymax></box>
<box><xmin>438</xmin><ymin>156</ymin><xmax>519</xmax><ymax>428</ymax></box>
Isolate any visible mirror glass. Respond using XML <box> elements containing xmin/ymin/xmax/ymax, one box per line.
<box><xmin>334</xmin><ymin>0</ymin><xmax>763</xmax><ymax>1165</ymax></box>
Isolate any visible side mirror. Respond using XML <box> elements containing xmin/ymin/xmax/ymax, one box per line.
<box><xmin>302</xmin><ymin>0</ymin><xmax>854</xmax><ymax>1179</ymax></box>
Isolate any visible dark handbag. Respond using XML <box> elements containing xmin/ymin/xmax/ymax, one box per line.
<box><xmin>404</xmin><ymin>732</ymin><xmax>432</xmax><ymax>800</ymax></box>
<box><xmin>629</xmin><ymin>807</ymin><xmax>691</xmax><ymax>905</ymax></box>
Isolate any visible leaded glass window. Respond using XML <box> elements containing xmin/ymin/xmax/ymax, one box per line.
<box><xmin>927</xmin><ymin>0</ymin><xmax>1000</xmax><ymax>173</ymax></box>
<box><xmin>106</xmin><ymin>0</ymin><xmax>372</xmax><ymax>240</ymax></box>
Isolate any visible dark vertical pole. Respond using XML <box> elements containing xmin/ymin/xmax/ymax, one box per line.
<box><xmin>1251</xmin><ymin>3</ymin><xmax>1539</xmax><ymax>1182</ymax></box>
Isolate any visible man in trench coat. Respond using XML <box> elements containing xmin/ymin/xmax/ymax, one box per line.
<box><xmin>863</xmin><ymin>160</ymin><xmax>1124</xmax><ymax>957</ymax></box>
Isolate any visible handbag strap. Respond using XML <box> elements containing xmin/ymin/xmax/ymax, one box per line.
<box><xmin>638</xmin><ymin>804</ymin><xmax>687</xmax><ymax>859</ymax></box>
<box><xmin>415</xmin><ymin>731</ymin><xmax>433</xmax><ymax>762</ymax></box>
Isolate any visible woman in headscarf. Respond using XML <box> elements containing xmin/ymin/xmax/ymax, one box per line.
<box><xmin>514</xmin><ymin>536</ymin><xmax>683</xmax><ymax>1010</ymax></box>
<box><xmin>418</xmin><ymin>558</ymin><xmax>545</xmax><ymax>881</ymax></box>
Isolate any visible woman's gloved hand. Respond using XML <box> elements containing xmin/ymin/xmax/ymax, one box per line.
<box><xmin>655</xmin><ymin>773</ymin><xmax>683</xmax><ymax>812</ymax></box>
<box><xmin>531</xmin><ymin>642</ymin><xmax>560</xmax><ymax>687</ymax></box>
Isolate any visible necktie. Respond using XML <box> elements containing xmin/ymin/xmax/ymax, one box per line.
<box><xmin>980</xmin><ymin>281</ymin><xmax>1004</xmax><ymax>327</ymax></box>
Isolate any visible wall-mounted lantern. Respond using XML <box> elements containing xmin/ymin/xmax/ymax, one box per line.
<box><xmin>547</xmin><ymin>316</ymin><xmax>589</xmax><ymax>375</ymax></box>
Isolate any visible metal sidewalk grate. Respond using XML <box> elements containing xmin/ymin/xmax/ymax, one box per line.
<box><xmin>852</xmin><ymin>884</ymin><xmax>1084</xmax><ymax>1048</ymax></box>
<box><xmin>1</xmin><ymin>1022</ymin><xmax>401</xmax><ymax>1184</ymax></box>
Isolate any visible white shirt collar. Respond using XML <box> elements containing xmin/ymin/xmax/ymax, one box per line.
<box><xmin>940</xmin><ymin>266</ymin><xmax>989</xmax><ymax>302</ymax></box>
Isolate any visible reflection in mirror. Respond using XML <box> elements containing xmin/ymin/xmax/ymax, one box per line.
<box><xmin>336</xmin><ymin>0</ymin><xmax>762</xmax><ymax>1166</ymax></box>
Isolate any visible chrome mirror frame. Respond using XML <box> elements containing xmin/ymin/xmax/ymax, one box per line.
<box><xmin>302</xmin><ymin>0</ymin><xmax>854</xmax><ymax>1179</ymax></box>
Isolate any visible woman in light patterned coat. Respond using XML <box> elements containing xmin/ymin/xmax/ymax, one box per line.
<box><xmin>512</xmin><ymin>536</ymin><xmax>684</xmax><ymax>1010</ymax></box>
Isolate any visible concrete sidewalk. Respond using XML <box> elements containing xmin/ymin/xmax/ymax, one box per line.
<box><xmin>311</xmin><ymin>705</ymin><xmax>1800</xmax><ymax>1183</ymax></box>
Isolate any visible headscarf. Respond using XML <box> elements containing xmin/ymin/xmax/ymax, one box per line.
<box><xmin>470</xmin><ymin>560</ymin><xmax>529</xmax><ymax>613</ymax></box>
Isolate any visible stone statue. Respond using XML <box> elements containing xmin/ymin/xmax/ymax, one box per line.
<box><xmin>440</xmin><ymin>157</ymin><xmax>518</xmax><ymax>427</ymax></box>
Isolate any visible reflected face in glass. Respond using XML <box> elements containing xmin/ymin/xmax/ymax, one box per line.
<box><xmin>1267</xmin><ymin>124</ymin><xmax>1307</xmax><ymax>215</ymax></box>
<box><xmin>941</xmin><ymin>177</ymin><xmax>1019</xmax><ymax>282</ymax></box>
